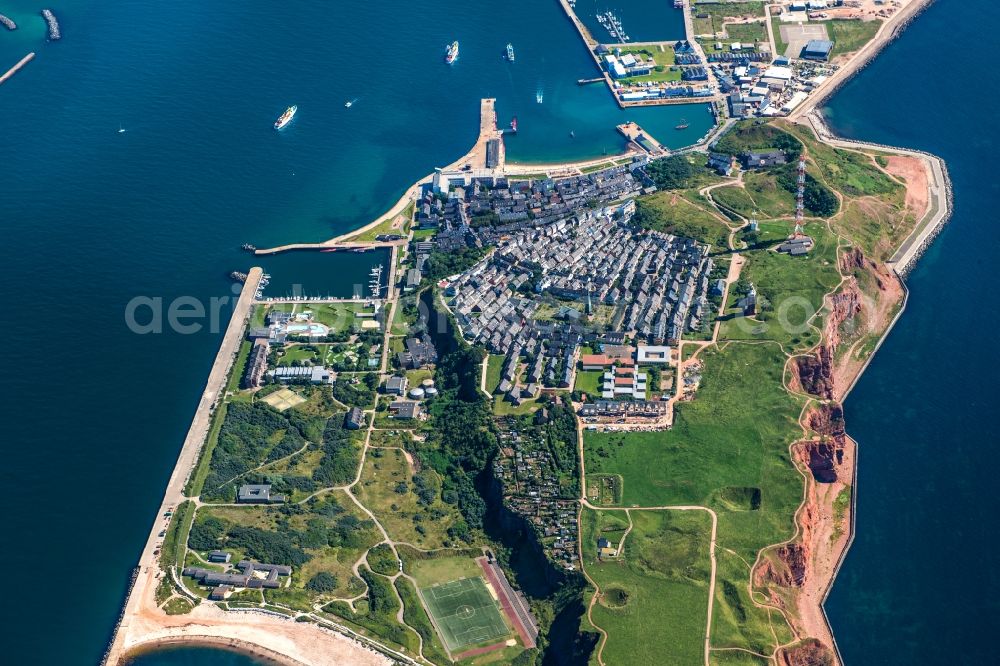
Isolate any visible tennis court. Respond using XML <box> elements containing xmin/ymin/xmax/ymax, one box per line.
<box><xmin>419</xmin><ymin>577</ymin><xmax>511</xmax><ymax>652</ymax></box>
<box><xmin>260</xmin><ymin>387</ymin><xmax>306</xmax><ymax>411</ymax></box>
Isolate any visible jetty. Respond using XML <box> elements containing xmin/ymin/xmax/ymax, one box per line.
<box><xmin>0</xmin><ymin>14</ymin><xmax>16</xmax><ymax>30</ymax></box>
<box><xmin>0</xmin><ymin>53</ymin><xmax>35</xmax><ymax>87</ymax></box>
<box><xmin>41</xmin><ymin>9</ymin><xmax>60</xmax><ymax>40</ymax></box>
<box><xmin>617</xmin><ymin>122</ymin><xmax>667</xmax><ymax>157</ymax></box>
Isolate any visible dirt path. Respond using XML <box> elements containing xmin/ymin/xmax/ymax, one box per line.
<box><xmin>579</xmin><ymin>500</ymin><xmax>719</xmax><ymax>666</ymax></box>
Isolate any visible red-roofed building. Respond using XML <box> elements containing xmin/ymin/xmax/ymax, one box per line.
<box><xmin>581</xmin><ymin>354</ymin><xmax>613</xmax><ymax>370</ymax></box>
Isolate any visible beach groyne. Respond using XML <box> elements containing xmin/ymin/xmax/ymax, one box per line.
<box><xmin>0</xmin><ymin>53</ymin><xmax>36</xmax><ymax>86</ymax></box>
<box><xmin>41</xmin><ymin>9</ymin><xmax>60</xmax><ymax>40</ymax></box>
<box><xmin>0</xmin><ymin>14</ymin><xmax>16</xmax><ymax>30</ymax></box>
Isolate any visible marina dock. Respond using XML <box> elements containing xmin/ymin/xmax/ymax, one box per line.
<box><xmin>0</xmin><ymin>53</ymin><xmax>35</xmax><ymax>87</ymax></box>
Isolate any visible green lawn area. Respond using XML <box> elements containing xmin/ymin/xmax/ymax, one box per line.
<box><xmin>344</xmin><ymin>202</ymin><xmax>413</xmax><ymax>242</ymax></box>
<box><xmin>355</xmin><ymin>447</ymin><xmax>463</xmax><ymax>549</ymax></box>
<box><xmin>484</xmin><ymin>354</ymin><xmax>505</xmax><ymax>394</ymax></box>
<box><xmin>771</xmin><ymin>17</ymin><xmax>788</xmax><ymax>55</ymax></box>
<box><xmin>574</xmin><ymin>369</ymin><xmax>604</xmax><ymax>398</ymax></box>
<box><xmin>828</xmin><ymin>18</ymin><xmax>882</xmax><ymax>57</ymax></box>
<box><xmin>741</xmin><ymin>170</ymin><xmax>796</xmax><ymax>218</ymax></box>
<box><xmin>581</xmin><ymin>508</ymin><xmax>712</xmax><ymax>665</ymax></box>
<box><xmin>718</xmin><ymin>220</ymin><xmax>839</xmax><ymax>352</ymax></box>
<box><xmin>583</xmin><ymin>341</ymin><xmax>805</xmax><ymax>655</ymax></box>
<box><xmin>635</xmin><ymin>190</ymin><xmax>733</xmax><ymax>250</ymax></box>
<box><xmin>226</xmin><ymin>341</ymin><xmax>252</xmax><ymax>394</ymax></box>
<box><xmin>492</xmin><ymin>394</ymin><xmax>541</xmax><ymax>416</ymax></box>
<box><xmin>692</xmin><ymin>2</ymin><xmax>767</xmax><ymax>36</ymax></box>
<box><xmin>276</xmin><ymin>344</ymin><xmax>325</xmax><ymax>366</ymax></box>
<box><xmin>404</xmin><ymin>551</ymin><xmax>483</xmax><ymax>586</ymax></box>
<box><xmin>711</xmin><ymin>185</ymin><xmax>759</xmax><ymax>219</ymax></box>
<box><xmin>616</xmin><ymin>45</ymin><xmax>682</xmax><ymax>85</ymax></box>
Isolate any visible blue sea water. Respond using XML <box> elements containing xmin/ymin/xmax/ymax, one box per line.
<box><xmin>0</xmin><ymin>0</ymin><xmax>991</xmax><ymax>664</ymax></box>
<box><xmin>822</xmin><ymin>1</ymin><xmax>1000</xmax><ymax>664</ymax></box>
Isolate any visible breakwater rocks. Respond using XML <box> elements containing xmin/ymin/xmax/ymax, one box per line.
<box><xmin>0</xmin><ymin>14</ymin><xmax>16</xmax><ymax>30</ymax></box>
<box><xmin>41</xmin><ymin>9</ymin><xmax>60</xmax><ymax>40</ymax></box>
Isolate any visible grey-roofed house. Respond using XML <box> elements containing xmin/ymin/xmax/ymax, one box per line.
<box><xmin>742</xmin><ymin>151</ymin><xmax>786</xmax><ymax>169</ymax></box>
<box><xmin>385</xmin><ymin>375</ymin><xmax>408</xmax><ymax>395</ymax></box>
<box><xmin>241</xmin><ymin>340</ymin><xmax>269</xmax><ymax>389</ymax></box>
<box><xmin>237</xmin><ymin>484</ymin><xmax>285</xmax><ymax>504</ymax></box>
<box><xmin>801</xmin><ymin>39</ymin><xmax>833</xmax><ymax>61</ymax></box>
<box><xmin>208</xmin><ymin>550</ymin><xmax>231</xmax><ymax>563</ymax></box>
<box><xmin>389</xmin><ymin>400</ymin><xmax>420</xmax><ymax>419</ymax></box>
<box><xmin>209</xmin><ymin>585</ymin><xmax>231</xmax><ymax>600</ymax></box>
<box><xmin>269</xmin><ymin>365</ymin><xmax>332</xmax><ymax>384</ymax></box>
<box><xmin>404</xmin><ymin>268</ymin><xmax>423</xmax><ymax>292</ymax></box>
<box><xmin>345</xmin><ymin>407</ymin><xmax>365</xmax><ymax>430</ymax></box>
<box><xmin>184</xmin><ymin>561</ymin><xmax>292</xmax><ymax>592</ymax></box>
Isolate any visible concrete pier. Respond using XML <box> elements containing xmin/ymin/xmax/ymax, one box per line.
<box><xmin>0</xmin><ymin>53</ymin><xmax>35</xmax><ymax>86</ymax></box>
<box><xmin>617</xmin><ymin>122</ymin><xmax>668</xmax><ymax>157</ymax></box>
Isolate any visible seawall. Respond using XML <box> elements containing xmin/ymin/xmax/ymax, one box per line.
<box><xmin>104</xmin><ymin>268</ymin><xmax>263</xmax><ymax>665</ymax></box>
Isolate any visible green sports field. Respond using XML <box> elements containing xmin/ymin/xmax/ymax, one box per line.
<box><xmin>419</xmin><ymin>577</ymin><xmax>510</xmax><ymax>652</ymax></box>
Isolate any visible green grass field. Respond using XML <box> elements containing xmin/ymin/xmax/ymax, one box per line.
<box><xmin>583</xmin><ymin>341</ymin><xmax>806</xmax><ymax>657</ymax></box>
<box><xmin>635</xmin><ymin>190</ymin><xmax>733</xmax><ymax>250</ymax></box>
<box><xmin>355</xmin><ymin>447</ymin><xmax>462</xmax><ymax>549</ymax></box>
<box><xmin>419</xmin><ymin>577</ymin><xmax>511</xmax><ymax>652</ymax></box>
<box><xmin>484</xmin><ymin>354</ymin><xmax>505</xmax><ymax>394</ymax></box>
<box><xmin>581</xmin><ymin>508</ymin><xmax>713</xmax><ymax>665</ymax></box>
<box><xmin>574</xmin><ymin>369</ymin><xmax>604</xmax><ymax>398</ymax></box>
<box><xmin>718</xmin><ymin>220</ymin><xmax>839</xmax><ymax>352</ymax></box>
<box><xmin>828</xmin><ymin>18</ymin><xmax>882</xmax><ymax>57</ymax></box>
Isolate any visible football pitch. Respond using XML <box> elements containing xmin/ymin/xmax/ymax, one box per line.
<box><xmin>419</xmin><ymin>577</ymin><xmax>511</xmax><ymax>652</ymax></box>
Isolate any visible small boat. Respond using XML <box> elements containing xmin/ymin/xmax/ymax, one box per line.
<box><xmin>345</xmin><ymin>98</ymin><xmax>358</xmax><ymax>108</ymax></box>
<box><xmin>569</xmin><ymin>130</ymin><xmax>575</xmax><ymax>139</ymax></box>
<box><xmin>274</xmin><ymin>105</ymin><xmax>297</xmax><ymax>130</ymax></box>
<box><xmin>117</xmin><ymin>123</ymin><xmax>126</xmax><ymax>134</ymax></box>
<box><xmin>510</xmin><ymin>116</ymin><xmax>518</xmax><ymax>133</ymax></box>
<box><xmin>675</xmin><ymin>118</ymin><xmax>689</xmax><ymax>130</ymax></box>
<box><xmin>445</xmin><ymin>41</ymin><xmax>459</xmax><ymax>64</ymax></box>
<box><xmin>506</xmin><ymin>43</ymin><xmax>515</xmax><ymax>62</ymax></box>
<box><xmin>536</xmin><ymin>90</ymin><xmax>544</xmax><ymax>104</ymax></box>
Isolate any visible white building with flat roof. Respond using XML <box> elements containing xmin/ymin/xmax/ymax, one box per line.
<box><xmin>637</xmin><ymin>345</ymin><xmax>672</xmax><ymax>364</ymax></box>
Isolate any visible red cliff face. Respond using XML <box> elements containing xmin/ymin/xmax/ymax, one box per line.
<box><xmin>763</xmin><ymin>543</ymin><xmax>809</xmax><ymax>587</ymax></box>
<box><xmin>799</xmin><ymin>404</ymin><xmax>847</xmax><ymax>483</ymax></box>
<box><xmin>777</xmin><ymin>639</ymin><xmax>835</xmax><ymax>666</ymax></box>
<box><xmin>807</xmin><ymin>403</ymin><xmax>846</xmax><ymax>441</ymax></box>
<box><xmin>794</xmin><ymin>345</ymin><xmax>835</xmax><ymax>400</ymax></box>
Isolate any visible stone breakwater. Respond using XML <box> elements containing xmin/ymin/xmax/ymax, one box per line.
<box><xmin>41</xmin><ymin>9</ymin><xmax>60</xmax><ymax>40</ymax></box>
<box><xmin>0</xmin><ymin>14</ymin><xmax>16</xmax><ymax>30</ymax></box>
